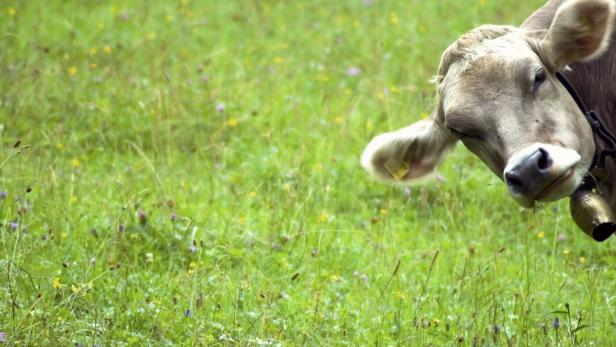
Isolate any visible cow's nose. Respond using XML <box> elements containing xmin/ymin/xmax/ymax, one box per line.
<box><xmin>504</xmin><ymin>148</ymin><xmax>553</xmax><ymax>195</ymax></box>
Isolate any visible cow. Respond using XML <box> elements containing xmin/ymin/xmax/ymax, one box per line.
<box><xmin>361</xmin><ymin>0</ymin><xmax>616</xmax><ymax>240</ymax></box>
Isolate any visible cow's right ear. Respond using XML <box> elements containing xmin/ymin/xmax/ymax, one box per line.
<box><xmin>361</xmin><ymin>119</ymin><xmax>457</xmax><ymax>185</ymax></box>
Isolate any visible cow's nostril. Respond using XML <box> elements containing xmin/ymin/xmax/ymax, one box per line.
<box><xmin>505</xmin><ymin>171</ymin><xmax>524</xmax><ymax>190</ymax></box>
<box><xmin>537</xmin><ymin>147</ymin><xmax>552</xmax><ymax>171</ymax></box>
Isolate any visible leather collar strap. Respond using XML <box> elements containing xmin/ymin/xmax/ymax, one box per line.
<box><xmin>555</xmin><ymin>71</ymin><xmax>616</xmax><ymax>187</ymax></box>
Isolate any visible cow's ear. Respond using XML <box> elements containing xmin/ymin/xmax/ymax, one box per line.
<box><xmin>540</xmin><ymin>0</ymin><xmax>615</xmax><ymax>70</ymax></box>
<box><xmin>361</xmin><ymin>119</ymin><xmax>457</xmax><ymax>185</ymax></box>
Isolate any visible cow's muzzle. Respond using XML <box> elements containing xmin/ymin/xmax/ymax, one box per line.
<box><xmin>503</xmin><ymin>143</ymin><xmax>581</xmax><ymax>207</ymax></box>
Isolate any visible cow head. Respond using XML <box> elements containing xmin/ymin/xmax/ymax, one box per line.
<box><xmin>362</xmin><ymin>0</ymin><xmax>615</xmax><ymax>208</ymax></box>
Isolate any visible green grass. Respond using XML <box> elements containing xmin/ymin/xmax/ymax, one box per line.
<box><xmin>1</xmin><ymin>0</ymin><xmax>615</xmax><ymax>345</ymax></box>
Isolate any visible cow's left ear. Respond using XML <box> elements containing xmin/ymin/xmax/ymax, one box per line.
<box><xmin>540</xmin><ymin>0</ymin><xmax>615</xmax><ymax>70</ymax></box>
<box><xmin>361</xmin><ymin>119</ymin><xmax>457</xmax><ymax>185</ymax></box>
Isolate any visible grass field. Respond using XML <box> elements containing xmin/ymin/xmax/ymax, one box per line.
<box><xmin>2</xmin><ymin>0</ymin><xmax>616</xmax><ymax>345</ymax></box>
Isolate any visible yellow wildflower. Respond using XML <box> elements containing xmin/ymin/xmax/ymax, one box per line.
<box><xmin>68</xmin><ymin>66</ymin><xmax>78</xmax><ymax>76</ymax></box>
<box><xmin>330</xmin><ymin>274</ymin><xmax>341</xmax><ymax>282</ymax></box>
<box><xmin>103</xmin><ymin>46</ymin><xmax>112</xmax><ymax>54</ymax></box>
<box><xmin>71</xmin><ymin>285</ymin><xmax>79</xmax><ymax>293</ymax></box>
<box><xmin>537</xmin><ymin>231</ymin><xmax>545</xmax><ymax>238</ymax></box>
<box><xmin>319</xmin><ymin>211</ymin><xmax>329</xmax><ymax>223</ymax></box>
<box><xmin>52</xmin><ymin>277</ymin><xmax>62</xmax><ymax>289</ymax></box>
<box><xmin>248</xmin><ymin>191</ymin><xmax>257</xmax><ymax>198</ymax></box>
<box><xmin>146</xmin><ymin>31</ymin><xmax>157</xmax><ymax>40</ymax></box>
<box><xmin>563</xmin><ymin>248</ymin><xmax>571</xmax><ymax>255</ymax></box>
<box><xmin>8</xmin><ymin>7</ymin><xmax>16</xmax><ymax>16</ymax></box>
<box><xmin>227</xmin><ymin>118</ymin><xmax>239</xmax><ymax>127</ymax></box>
<box><xmin>90</xmin><ymin>63</ymin><xmax>97</xmax><ymax>69</ymax></box>
<box><xmin>189</xmin><ymin>261</ymin><xmax>197</xmax><ymax>269</ymax></box>
<box><xmin>390</xmin><ymin>12</ymin><xmax>399</xmax><ymax>26</ymax></box>
<box><xmin>395</xmin><ymin>290</ymin><xmax>405</xmax><ymax>299</ymax></box>
<box><xmin>89</xmin><ymin>47</ymin><xmax>98</xmax><ymax>55</ymax></box>
<box><xmin>579</xmin><ymin>256</ymin><xmax>586</xmax><ymax>264</ymax></box>
<box><xmin>71</xmin><ymin>158</ymin><xmax>81</xmax><ymax>168</ymax></box>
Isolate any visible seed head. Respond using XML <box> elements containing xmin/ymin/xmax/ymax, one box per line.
<box><xmin>492</xmin><ymin>324</ymin><xmax>501</xmax><ymax>334</ymax></box>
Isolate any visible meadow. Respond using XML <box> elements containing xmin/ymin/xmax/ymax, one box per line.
<box><xmin>1</xmin><ymin>0</ymin><xmax>616</xmax><ymax>345</ymax></box>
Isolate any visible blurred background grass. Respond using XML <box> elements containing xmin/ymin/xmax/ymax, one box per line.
<box><xmin>2</xmin><ymin>0</ymin><xmax>616</xmax><ymax>345</ymax></box>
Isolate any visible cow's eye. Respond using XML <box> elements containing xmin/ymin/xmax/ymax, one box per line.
<box><xmin>449</xmin><ymin>127</ymin><xmax>481</xmax><ymax>141</ymax></box>
<box><xmin>533</xmin><ymin>68</ymin><xmax>546</xmax><ymax>93</ymax></box>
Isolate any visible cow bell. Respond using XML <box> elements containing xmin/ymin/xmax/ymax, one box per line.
<box><xmin>569</xmin><ymin>189</ymin><xmax>616</xmax><ymax>242</ymax></box>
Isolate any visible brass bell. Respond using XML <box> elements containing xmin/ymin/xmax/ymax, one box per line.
<box><xmin>569</xmin><ymin>189</ymin><xmax>616</xmax><ymax>242</ymax></box>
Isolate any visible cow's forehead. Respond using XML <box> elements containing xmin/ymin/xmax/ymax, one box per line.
<box><xmin>439</xmin><ymin>33</ymin><xmax>540</xmax><ymax>115</ymax></box>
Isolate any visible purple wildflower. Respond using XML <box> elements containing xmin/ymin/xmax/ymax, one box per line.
<box><xmin>10</xmin><ymin>222</ymin><xmax>18</xmax><ymax>231</ymax></box>
<box><xmin>118</xmin><ymin>224</ymin><xmax>125</xmax><ymax>233</ymax></box>
<box><xmin>171</xmin><ymin>212</ymin><xmax>177</xmax><ymax>222</ymax></box>
<box><xmin>0</xmin><ymin>191</ymin><xmax>7</xmax><ymax>199</ymax></box>
<box><xmin>0</xmin><ymin>332</ymin><xmax>5</xmax><ymax>343</ymax></box>
<box><xmin>552</xmin><ymin>318</ymin><xmax>560</xmax><ymax>329</ymax></box>
<box><xmin>216</xmin><ymin>103</ymin><xmax>225</xmax><ymax>113</ymax></box>
<box><xmin>557</xmin><ymin>233</ymin><xmax>565</xmax><ymax>242</ymax></box>
<box><xmin>363</xmin><ymin>0</ymin><xmax>373</xmax><ymax>6</ymax></box>
<box><xmin>346</xmin><ymin>66</ymin><xmax>361</xmax><ymax>76</ymax></box>
<box><xmin>184</xmin><ymin>309</ymin><xmax>193</xmax><ymax>318</ymax></box>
